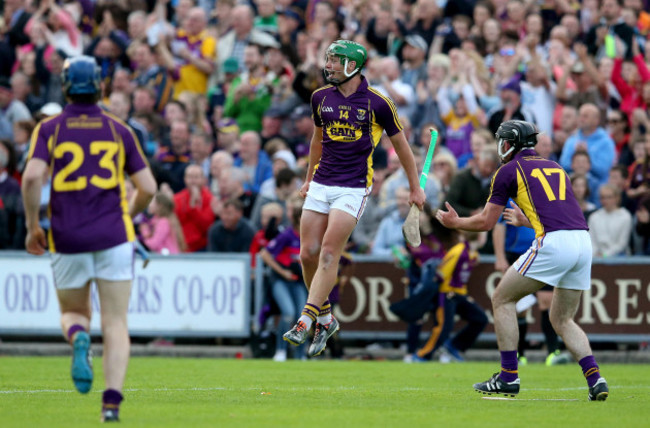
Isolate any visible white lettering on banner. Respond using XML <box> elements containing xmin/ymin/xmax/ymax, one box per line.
<box><xmin>579</xmin><ymin>279</ymin><xmax>612</xmax><ymax>324</ymax></box>
<box><xmin>615</xmin><ymin>279</ymin><xmax>643</xmax><ymax>324</ymax></box>
<box><xmin>645</xmin><ymin>284</ymin><xmax>650</xmax><ymax>324</ymax></box>
<box><xmin>334</xmin><ymin>276</ymin><xmax>400</xmax><ymax>323</ymax></box>
<box><xmin>3</xmin><ymin>273</ymin><xmax>50</xmax><ymax>312</ymax></box>
<box><xmin>0</xmin><ymin>255</ymin><xmax>250</xmax><ymax>336</ymax></box>
<box><xmin>366</xmin><ymin>277</ymin><xmax>398</xmax><ymax>322</ymax></box>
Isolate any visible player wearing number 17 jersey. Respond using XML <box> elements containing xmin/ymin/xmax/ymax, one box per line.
<box><xmin>436</xmin><ymin>120</ymin><xmax>608</xmax><ymax>401</ymax></box>
<box><xmin>21</xmin><ymin>56</ymin><xmax>157</xmax><ymax>422</ymax></box>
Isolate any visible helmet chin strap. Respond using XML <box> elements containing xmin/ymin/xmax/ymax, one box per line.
<box><xmin>498</xmin><ymin>139</ymin><xmax>516</xmax><ymax>162</ymax></box>
<box><xmin>326</xmin><ymin>58</ymin><xmax>360</xmax><ymax>85</ymax></box>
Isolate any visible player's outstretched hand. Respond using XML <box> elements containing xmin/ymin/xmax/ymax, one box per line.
<box><xmin>299</xmin><ymin>181</ymin><xmax>310</xmax><ymax>198</ymax></box>
<box><xmin>25</xmin><ymin>227</ymin><xmax>47</xmax><ymax>255</ymax></box>
<box><xmin>504</xmin><ymin>201</ymin><xmax>528</xmax><ymax>227</ymax></box>
<box><xmin>436</xmin><ymin>202</ymin><xmax>458</xmax><ymax>228</ymax></box>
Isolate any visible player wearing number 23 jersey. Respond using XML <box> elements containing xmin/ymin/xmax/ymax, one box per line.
<box><xmin>22</xmin><ymin>56</ymin><xmax>157</xmax><ymax>422</ymax></box>
<box><xmin>28</xmin><ymin>102</ymin><xmax>149</xmax><ymax>254</ymax></box>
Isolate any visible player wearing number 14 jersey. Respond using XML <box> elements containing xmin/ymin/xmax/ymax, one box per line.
<box><xmin>436</xmin><ymin>120</ymin><xmax>608</xmax><ymax>401</ymax></box>
<box><xmin>21</xmin><ymin>56</ymin><xmax>157</xmax><ymax>422</ymax></box>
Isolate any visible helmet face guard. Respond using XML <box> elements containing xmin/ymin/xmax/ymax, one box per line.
<box><xmin>495</xmin><ymin>120</ymin><xmax>539</xmax><ymax>162</ymax></box>
<box><xmin>497</xmin><ymin>138</ymin><xmax>516</xmax><ymax>162</ymax></box>
<box><xmin>324</xmin><ymin>40</ymin><xmax>367</xmax><ymax>85</ymax></box>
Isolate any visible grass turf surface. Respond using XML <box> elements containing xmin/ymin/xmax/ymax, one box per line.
<box><xmin>0</xmin><ymin>356</ymin><xmax>648</xmax><ymax>427</ymax></box>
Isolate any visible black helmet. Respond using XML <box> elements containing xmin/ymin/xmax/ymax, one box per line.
<box><xmin>495</xmin><ymin>120</ymin><xmax>539</xmax><ymax>161</ymax></box>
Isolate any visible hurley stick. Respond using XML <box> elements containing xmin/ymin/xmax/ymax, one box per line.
<box><xmin>402</xmin><ymin>128</ymin><xmax>438</xmax><ymax>247</ymax></box>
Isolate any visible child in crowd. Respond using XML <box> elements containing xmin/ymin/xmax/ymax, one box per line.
<box><xmin>571</xmin><ymin>174</ymin><xmax>597</xmax><ymax>221</ymax></box>
<box><xmin>259</xmin><ymin>193</ymin><xmax>306</xmax><ymax>361</ymax></box>
<box><xmin>139</xmin><ymin>192</ymin><xmax>186</xmax><ymax>255</ymax></box>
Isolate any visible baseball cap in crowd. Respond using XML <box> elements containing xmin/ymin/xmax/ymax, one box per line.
<box><xmin>499</xmin><ymin>78</ymin><xmax>521</xmax><ymax>95</ymax></box>
<box><xmin>290</xmin><ymin>105</ymin><xmax>311</xmax><ymax>120</ymax></box>
<box><xmin>264</xmin><ymin>105</ymin><xmax>286</xmax><ymax>118</ymax></box>
<box><xmin>273</xmin><ymin>149</ymin><xmax>297</xmax><ymax>170</ymax></box>
<box><xmin>40</xmin><ymin>102</ymin><xmax>63</xmax><ymax>116</ymax></box>
<box><xmin>571</xmin><ymin>61</ymin><xmax>585</xmax><ymax>74</ymax></box>
<box><xmin>250</xmin><ymin>32</ymin><xmax>281</xmax><ymax>49</ymax></box>
<box><xmin>405</xmin><ymin>34</ymin><xmax>428</xmax><ymax>53</ymax></box>
<box><xmin>217</xmin><ymin>118</ymin><xmax>240</xmax><ymax>134</ymax></box>
<box><xmin>223</xmin><ymin>57</ymin><xmax>239</xmax><ymax>74</ymax></box>
<box><xmin>278</xmin><ymin>8</ymin><xmax>304</xmax><ymax>27</ymax></box>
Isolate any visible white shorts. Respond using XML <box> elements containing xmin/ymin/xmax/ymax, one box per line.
<box><xmin>514</xmin><ymin>230</ymin><xmax>592</xmax><ymax>290</ymax></box>
<box><xmin>303</xmin><ymin>181</ymin><xmax>371</xmax><ymax>220</ymax></box>
<box><xmin>51</xmin><ymin>242</ymin><xmax>135</xmax><ymax>290</ymax></box>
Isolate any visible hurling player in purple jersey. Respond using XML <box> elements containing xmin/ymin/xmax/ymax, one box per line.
<box><xmin>282</xmin><ymin>40</ymin><xmax>426</xmax><ymax>357</ymax></box>
<box><xmin>21</xmin><ymin>56</ymin><xmax>157</xmax><ymax>422</ymax></box>
<box><xmin>437</xmin><ymin>120</ymin><xmax>608</xmax><ymax>401</ymax></box>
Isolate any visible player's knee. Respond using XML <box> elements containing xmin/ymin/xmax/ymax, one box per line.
<box><xmin>101</xmin><ymin>315</ymin><xmax>128</xmax><ymax>332</ymax></box>
<box><xmin>300</xmin><ymin>247</ymin><xmax>318</xmax><ymax>267</ymax></box>
<box><xmin>491</xmin><ymin>288</ymin><xmax>506</xmax><ymax>308</ymax></box>
<box><xmin>318</xmin><ymin>246</ymin><xmax>338</xmax><ymax>270</ymax></box>
<box><xmin>549</xmin><ymin>311</ymin><xmax>569</xmax><ymax>331</ymax></box>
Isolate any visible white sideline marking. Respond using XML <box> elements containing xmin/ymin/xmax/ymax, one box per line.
<box><xmin>482</xmin><ymin>397</ymin><xmax>579</xmax><ymax>401</ymax></box>
<box><xmin>0</xmin><ymin>385</ymin><xmax>644</xmax><ymax>395</ymax></box>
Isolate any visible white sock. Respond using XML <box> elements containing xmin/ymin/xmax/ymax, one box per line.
<box><xmin>298</xmin><ymin>315</ymin><xmax>313</xmax><ymax>330</ymax></box>
<box><xmin>317</xmin><ymin>313</ymin><xmax>332</xmax><ymax>325</ymax></box>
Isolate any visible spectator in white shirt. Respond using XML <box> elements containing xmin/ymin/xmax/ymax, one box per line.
<box><xmin>588</xmin><ymin>184</ymin><xmax>633</xmax><ymax>257</ymax></box>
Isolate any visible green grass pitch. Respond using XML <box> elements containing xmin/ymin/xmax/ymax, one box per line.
<box><xmin>0</xmin><ymin>357</ymin><xmax>648</xmax><ymax>427</ymax></box>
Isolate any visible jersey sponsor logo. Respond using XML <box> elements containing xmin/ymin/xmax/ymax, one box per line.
<box><xmin>322</xmin><ymin>105</ymin><xmax>334</xmax><ymax>113</ymax></box>
<box><xmin>66</xmin><ymin>116</ymin><xmax>104</xmax><ymax>129</ymax></box>
<box><xmin>326</xmin><ymin>121</ymin><xmax>362</xmax><ymax>142</ymax></box>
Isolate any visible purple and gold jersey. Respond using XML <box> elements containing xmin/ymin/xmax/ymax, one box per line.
<box><xmin>310</xmin><ymin>77</ymin><xmax>403</xmax><ymax>188</ymax></box>
<box><xmin>437</xmin><ymin>241</ymin><xmax>477</xmax><ymax>295</ymax></box>
<box><xmin>28</xmin><ymin>104</ymin><xmax>149</xmax><ymax>254</ymax></box>
<box><xmin>488</xmin><ymin>149</ymin><xmax>588</xmax><ymax>238</ymax></box>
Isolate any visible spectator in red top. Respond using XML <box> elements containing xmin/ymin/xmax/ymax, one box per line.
<box><xmin>173</xmin><ymin>164</ymin><xmax>214</xmax><ymax>252</ymax></box>
<box><xmin>611</xmin><ymin>38</ymin><xmax>650</xmax><ymax>117</ymax></box>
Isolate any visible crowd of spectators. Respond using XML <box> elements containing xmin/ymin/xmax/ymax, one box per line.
<box><xmin>1</xmin><ymin>0</ymin><xmax>650</xmax><ymax>260</ymax></box>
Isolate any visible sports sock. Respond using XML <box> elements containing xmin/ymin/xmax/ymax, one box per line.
<box><xmin>102</xmin><ymin>389</ymin><xmax>123</xmax><ymax>415</ymax></box>
<box><xmin>317</xmin><ymin>300</ymin><xmax>332</xmax><ymax>324</ymax></box>
<box><xmin>298</xmin><ymin>303</ymin><xmax>320</xmax><ymax>330</ymax></box>
<box><xmin>67</xmin><ymin>324</ymin><xmax>86</xmax><ymax>343</ymax></box>
<box><xmin>579</xmin><ymin>355</ymin><xmax>601</xmax><ymax>387</ymax></box>
<box><xmin>499</xmin><ymin>350</ymin><xmax>519</xmax><ymax>383</ymax></box>
<box><xmin>517</xmin><ymin>317</ymin><xmax>528</xmax><ymax>357</ymax></box>
<box><xmin>541</xmin><ymin>310</ymin><xmax>559</xmax><ymax>353</ymax></box>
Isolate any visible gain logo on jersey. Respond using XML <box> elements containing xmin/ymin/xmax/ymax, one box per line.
<box><xmin>326</xmin><ymin>121</ymin><xmax>362</xmax><ymax>142</ymax></box>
